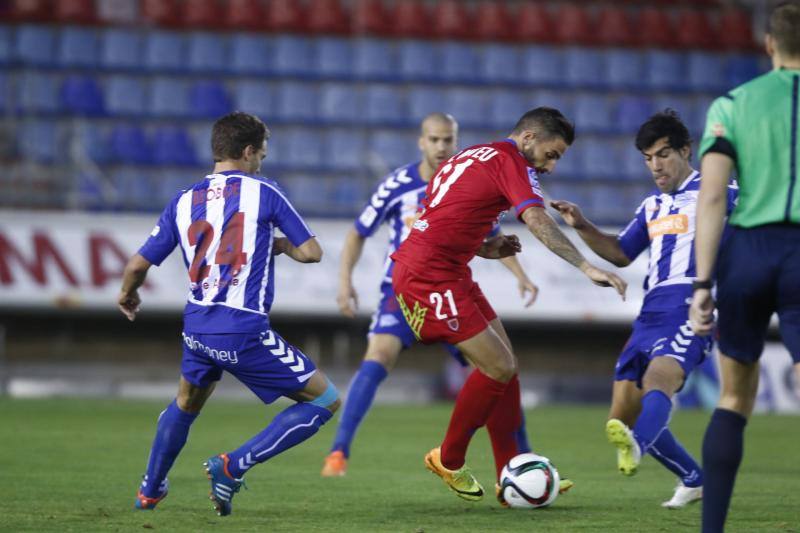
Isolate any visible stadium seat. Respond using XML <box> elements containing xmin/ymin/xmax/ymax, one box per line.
<box><xmin>16</xmin><ymin>72</ymin><xmax>59</xmax><ymax>114</ymax></box>
<box><xmin>307</xmin><ymin>0</ymin><xmax>349</xmax><ymax>35</ymax></box>
<box><xmin>520</xmin><ymin>46</ymin><xmax>563</xmax><ymax>87</ymax></box>
<box><xmin>61</xmin><ymin>75</ymin><xmax>105</xmax><ymax>116</ymax></box>
<box><xmin>352</xmin><ymin>0</ymin><xmax>389</xmax><ymax>36</ymax></box>
<box><xmin>644</xmin><ymin>51</ymin><xmax>686</xmax><ymax>92</ymax></box>
<box><xmin>573</xmin><ymin>93</ymin><xmax>613</xmax><ymax>135</ymax></box>
<box><xmin>272</xmin><ymin>35</ymin><xmax>313</xmax><ymax>77</ymax></box>
<box><xmin>530</xmin><ymin>89</ymin><xmax>573</xmax><ymax>123</ymax></box>
<box><xmin>488</xmin><ymin>89</ymin><xmax>526</xmax><ymax>130</ymax></box>
<box><xmin>591</xmin><ymin>184</ymin><xmax>631</xmax><ymax>225</ymax></box>
<box><xmin>152</xmin><ymin>126</ymin><xmax>197</xmax><ymax>166</ymax></box>
<box><xmin>474</xmin><ymin>1</ymin><xmax>514</xmax><ymax>41</ymax></box>
<box><xmin>264</xmin><ymin>0</ymin><xmax>307</xmax><ymax>33</ymax></box>
<box><xmin>397</xmin><ymin>40</ymin><xmax>439</xmax><ymax>82</ymax></box>
<box><xmin>458</xmin><ymin>130</ymin><xmax>487</xmax><ymax>151</ymax></box>
<box><xmin>232</xmin><ymin>80</ymin><xmax>275</xmax><ymax>120</ymax></box>
<box><xmin>549</xmin><ymin>139</ymin><xmax>581</xmax><ymax>179</ymax></box>
<box><xmin>187</xmin><ymin>32</ymin><xmax>228</xmax><ymax>73</ymax></box>
<box><xmin>595</xmin><ymin>6</ymin><xmax>636</xmax><ymax>47</ymax></box>
<box><xmin>637</xmin><ymin>8</ymin><xmax>676</xmax><ymax>49</ymax></box>
<box><xmin>580</xmin><ymin>138</ymin><xmax>620</xmax><ymax>180</ymax></box>
<box><xmin>364</xmin><ymin>85</ymin><xmax>405</xmax><ymax>126</ymax></box>
<box><xmin>553</xmin><ymin>4</ymin><xmax>594</xmax><ymax>46</ymax></box>
<box><xmin>281</xmin><ymin>174</ymin><xmax>330</xmax><ymax>214</ymax></box>
<box><xmin>440</xmin><ymin>42</ymin><xmax>479</xmax><ymax>83</ymax></box>
<box><xmin>319</xmin><ymin>82</ymin><xmax>359</xmax><ymax>124</ymax></box>
<box><xmin>275</xmin><ymin>81</ymin><xmax>317</xmax><ymax>122</ymax></box>
<box><xmin>690</xmin><ymin>95</ymin><xmax>715</xmax><ymax>137</ymax></box>
<box><xmin>604</xmin><ymin>49</ymin><xmax>645</xmax><ymax>91</ymax></box>
<box><xmin>57</xmin><ymin>26</ymin><xmax>98</xmax><ymax>68</ymax></box>
<box><xmin>675</xmin><ymin>8</ymin><xmax>718</xmax><ymax>50</ymax></box>
<box><xmin>189</xmin><ymin>81</ymin><xmax>232</xmax><ymax>118</ymax></box>
<box><xmin>718</xmin><ymin>8</ymin><xmax>756</xmax><ymax>51</ymax></box>
<box><xmin>224</xmin><ymin>0</ymin><xmax>265</xmax><ymax>31</ymax></box>
<box><xmin>390</xmin><ymin>0</ymin><xmax>432</xmax><ymax>39</ymax></box>
<box><xmin>315</xmin><ymin>37</ymin><xmax>353</xmax><ymax>79</ymax></box>
<box><xmin>148</xmin><ymin>78</ymin><xmax>190</xmax><ymax>117</ymax></box>
<box><xmin>54</xmin><ymin>0</ymin><xmax>95</xmax><ymax>24</ymax></box>
<box><xmin>112</xmin><ymin>167</ymin><xmax>156</xmax><ymax>210</ymax></box>
<box><xmin>408</xmin><ymin>86</ymin><xmax>446</xmax><ymax>123</ymax></box>
<box><xmin>621</xmin><ymin>143</ymin><xmax>645</xmax><ymax>182</ymax></box>
<box><xmin>157</xmin><ymin>171</ymin><xmax>195</xmax><ymax>207</ymax></box>
<box><xmin>280</xmin><ymin>128</ymin><xmax>324</xmax><ymax>168</ymax></box>
<box><xmin>20</xmin><ymin>120</ymin><xmax>60</xmax><ymax>163</ymax></box>
<box><xmin>0</xmin><ymin>72</ymin><xmax>7</xmax><ymax>113</ymax></box>
<box><xmin>686</xmin><ymin>52</ymin><xmax>726</xmax><ymax>92</ymax></box>
<box><xmin>144</xmin><ymin>30</ymin><xmax>186</xmax><ymax>72</ymax></box>
<box><xmin>615</xmin><ymin>96</ymin><xmax>655</xmax><ymax>135</ymax></box>
<box><xmin>725</xmin><ymin>54</ymin><xmax>763</xmax><ymax>88</ymax></box>
<box><xmin>182</xmin><ymin>0</ymin><xmax>223</xmax><ymax>29</ymax></box>
<box><xmin>141</xmin><ymin>0</ymin><xmax>180</xmax><ymax>28</ymax></box>
<box><xmin>110</xmin><ymin>124</ymin><xmax>152</xmax><ymax>165</ymax></box>
<box><xmin>74</xmin><ymin>122</ymin><xmax>112</xmax><ymax>165</ymax></box>
<box><xmin>229</xmin><ymin>34</ymin><xmax>271</xmax><ymax>76</ymax></box>
<box><xmin>353</xmin><ymin>38</ymin><xmax>396</xmax><ymax>80</ymax></box>
<box><xmin>14</xmin><ymin>25</ymin><xmax>55</xmax><ymax>66</ymax></box>
<box><xmin>327</xmin><ymin>128</ymin><xmax>366</xmax><ymax>171</ymax></box>
<box><xmin>188</xmin><ymin>122</ymin><xmax>213</xmax><ymax>165</ymax></box>
<box><xmin>444</xmin><ymin>88</ymin><xmax>487</xmax><ymax>129</ymax></box>
<box><xmin>101</xmin><ymin>28</ymin><xmax>142</xmax><ymax>70</ymax></box>
<box><xmin>563</xmin><ymin>47</ymin><xmax>604</xmax><ymax>89</ymax></box>
<box><xmin>105</xmin><ymin>75</ymin><xmax>147</xmax><ymax>116</ymax></box>
<box><xmin>652</xmin><ymin>95</ymin><xmax>695</xmax><ymax>131</ymax></box>
<box><xmin>515</xmin><ymin>3</ymin><xmax>555</xmax><ymax>43</ymax></box>
<box><xmin>0</xmin><ymin>27</ymin><xmax>10</xmax><ymax>67</ymax></box>
<box><xmin>480</xmin><ymin>44</ymin><xmax>521</xmax><ymax>84</ymax></box>
<box><xmin>367</xmin><ymin>129</ymin><xmax>416</xmax><ymax>171</ymax></box>
<box><xmin>330</xmin><ymin>177</ymin><xmax>367</xmax><ymax>214</ymax></box>
<box><xmin>432</xmin><ymin>0</ymin><xmax>473</xmax><ymax>40</ymax></box>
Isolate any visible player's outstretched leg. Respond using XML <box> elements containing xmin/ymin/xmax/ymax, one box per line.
<box><xmin>135</xmin><ymin>399</ymin><xmax>199</xmax><ymax>510</ymax></box>
<box><xmin>606</xmin><ymin>419</ymin><xmax>642</xmax><ymax>476</ymax></box>
<box><xmin>648</xmin><ymin>429</ymin><xmax>703</xmax><ymax>508</ymax></box>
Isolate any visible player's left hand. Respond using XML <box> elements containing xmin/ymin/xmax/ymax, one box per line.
<box><xmin>118</xmin><ymin>290</ymin><xmax>141</xmax><ymax>321</ymax></box>
<box><xmin>518</xmin><ymin>278</ymin><xmax>539</xmax><ymax>307</ymax></box>
<box><xmin>478</xmin><ymin>234</ymin><xmax>521</xmax><ymax>259</ymax></box>
<box><xmin>689</xmin><ymin>288</ymin><xmax>715</xmax><ymax>336</ymax></box>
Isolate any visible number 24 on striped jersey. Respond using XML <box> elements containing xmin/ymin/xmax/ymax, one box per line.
<box><xmin>428</xmin><ymin>159</ymin><xmax>474</xmax><ymax>208</ymax></box>
<box><xmin>187</xmin><ymin>212</ymin><xmax>248</xmax><ymax>282</ymax></box>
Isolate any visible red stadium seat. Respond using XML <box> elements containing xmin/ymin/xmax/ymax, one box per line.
<box><xmin>265</xmin><ymin>0</ymin><xmax>308</xmax><ymax>33</ymax></box>
<box><xmin>11</xmin><ymin>0</ymin><xmax>51</xmax><ymax>22</ymax></box>
<box><xmin>352</xmin><ymin>0</ymin><xmax>389</xmax><ymax>36</ymax></box>
<box><xmin>514</xmin><ymin>3</ymin><xmax>556</xmax><ymax>44</ymax></box>
<box><xmin>183</xmin><ymin>0</ymin><xmax>224</xmax><ymax>29</ymax></box>
<box><xmin>553</xmin><ymin>4</ymin><xmax>595</xmax><ymax>46</ymax></box>
<box><xmin>718</xmin><ymin>7</ymin><xmax>756</xmax><ymax>51</ymax></box>
<box><xmin>225</xmin><ymin>0</ymin><xmax>266</xmax><ymax>31</ymax></box>
<box><xmin>432</xmin><ymin>0</ymin><xmax>473</xmax><ymax>40</ymax></box>
<box><xmin>636</xmin><ymin>7</ymin><xmax>677</xmax><ymax>48</ymax></box>
<box><xmin>307</xmin><ymin>0</ymin><xmax>349</xmax><ymax>35</ymax></box>
<box><xmin>142</xmin><ymin>0</ymin><xmax>181</xmax><ymax>27</ymax></box>
<box><xmin>390</xmin><ymin>0</ymin><xmax>433</xmax><ymax>39</ymax></box>
<box><xmin>474</xmin><ymin>1</ymin><xmax>514</xmax><ymax>42</ymax></box>
<box><xmin>675</xmin><ymin>8</ymin><xmax>720</xmax><ymax>50</ymax></box>
<box><xmin>595</xmin><ymin>6</ymin><xmax>636</xmax><ymax>47</ymax></box>
<box><xmin>55</xmin><ymin>0</ymin><xmax>95</xmax><ymax>24</ymax></box>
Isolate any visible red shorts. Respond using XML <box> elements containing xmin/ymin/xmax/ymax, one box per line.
<box><xmin>391</xmin><ymin>261</ymin><xmax>497</xmax><ymax>345</ymax></box>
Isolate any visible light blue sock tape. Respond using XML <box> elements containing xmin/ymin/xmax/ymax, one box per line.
<box><xmin>309</xmin><ymin>377</ymin><xmax>339</xmax><ymax>408</ymax></box>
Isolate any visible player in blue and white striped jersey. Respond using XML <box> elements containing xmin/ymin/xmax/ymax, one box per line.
<box><xmin>551</xmin><ymin>110</ymin><xmax>737</xmax><ymax>509</ymax></box>
<box><xmin>321</xmin><ymin>113</ymin><xmax>541</xmax><ymax>478</ymax></box>
<box><xmin>118</xmin><ymin>112</ymin><xmax>340</xmax><ymax>517</ymax></box>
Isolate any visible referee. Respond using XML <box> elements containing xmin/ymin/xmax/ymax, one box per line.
<box><xmin>690</xmin><ymin>2</ymin><xmax>800</xmax><ymax>532</ymax></box>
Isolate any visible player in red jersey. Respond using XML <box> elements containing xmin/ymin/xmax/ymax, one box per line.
<box><xmin>392</xmin><ymin>107</ymin><xmax>627</xmax><ymax>502</ymax></box>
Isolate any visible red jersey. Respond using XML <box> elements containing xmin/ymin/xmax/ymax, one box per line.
<box><xmin>391</xmin><ymin>139</ymin><xmax>544</xmax><ymax>281</ymax></box>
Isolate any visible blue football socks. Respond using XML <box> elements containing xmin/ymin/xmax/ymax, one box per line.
<box><xmin>227</xmin><ymin>402</ymin><xmax>333</xmax><ymax>479</ymax></box>
<box><xmin>702</xmin><ymin>408</ymin><xmax>747</xmax><ymax>533</ymax></box>
<box><xmin>330</xmin><ymin>360</ymin><xmax>388</xmax><ymax>458</ymax></box>
<box><xmin>633</xmin><ymin>390</ymin><xmax>673</xmax><ymax>453</ymax></box>
<box><xmin>649</xmin><ymin>428</ymin><xmax>703</xmax><ymax>487</ymax></box>
<box><xmin>141</xmin><ymin>400</ymin><xmax>198</xmax><ymax>498</ymax></box>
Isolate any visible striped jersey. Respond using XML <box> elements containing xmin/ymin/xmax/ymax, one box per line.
<box><xmin>138</xmin><ymin>170</ymin><xmax>314</xmax><ymax>333</ymax></box>
<box><xmin>617</xmin><ymin>170</ymin><xmax>738</xmax><ymax>312</ymax></box>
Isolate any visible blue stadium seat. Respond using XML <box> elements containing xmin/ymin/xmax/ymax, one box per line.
<box><xmin>149</xmin><ymin>78</ymin><xmax>190</xmax><ymax>118</ymax></box>
<box><xmin>687</xmin><ymin>52</ymin><xmax>725</xmax><ymax>93</ymax></box>
<box><xmin>644</xmin><ymin>50</ymin><xmax>686</xmax><ymax>92</ymax></box>
<box><xmin>105</xmin><ymin>76</ymin><xmax>147</xmax><ymax>116</ymax></box>
<box><xmin>330</xmin><ymin>177</ymin><xmax>366</xmax><ymax>214</ymax></box>
<box><xmin>281</xmin><ymin>128</ymin><xmax>323</xmax><ymax>168</ymax></box>
<box><xmin>275</xmin><ymin>81</ymin><xmax>317</xmax><ymax>122</ymax></box>
<box><xmin>144</xmin><ymin>30</ymin><xmax>186</xmax><ymax>72</ymax></box>
<box><xmin>480</xmin><ymin>44</ymin><xmax>521</xmax><ymax>85</ymax></box>
<box><xmin>440</xmin><ymin>42</ymin><xmax>479</xmax><ymax>83</ymax></box>
<box><xmin>444</xmin><ymin>88</ymin><xmax>487</xmax><ymax>128</ymax></box>
<box><xmin>580</xmin><ymin>137</ymin><xmax>621</xmax><ymax>180</ymax></box>
<box><xmin>316</xmin><ymin>37</ymin><xmax>353</xmax><ymax>79</ymax></box>
<box><xmin>61</xmin><ymin>75</ymin><xmax>105</xmax><ymax>116</ymax></box>
<box><xmin>230</xmin><ymin>34</ymin><xmax>271</xmax><ymax>76</ymax></box>
<box><xmin>544</xmin><ymin>183</ymin><xmax>589</xmax><ymax>207</ymax></box>
<box><xmin>74</xmin><ymin>123</ymin><xmax>112</xmax><ymax>165</ymax></box>
<box><xmin>111</xmin><ymin>167</ymin><xmax>156</xmax><ymax>210</ymax></box>
<box><xmin>368</xmin><ymin>129</ymin><xmax>417</xmax><ymax>170</ymax></box>
<box><xmin>353</xmin><ymin>38</ymin><xmax>396</xmax><ymax>81</ymax></box>
<box><xmin>319</xmin><ymin>82</ymin><xmax>358</xmax><ymax>124</ymax></box>
<box><xmin>20</xmin><ymin>120</ymin><xmax>60</xmax><ymax>163</ymax></box>
<box><xmin>189</xmin><ymin>81</ymin><xmax>232</xmax><ymax>118</ymax></box>
<box><xmin>15</xmin><ymin>25</ymin><xmax>55</xmax><ymax>66</ymax></box>
<box><xmin>272</xmin><ymin>35</ymin><xmax>313</xmax><ymax>77</ymax></box>
<box><xmin>615</xmin><ymin>96</ymin><xmax>655</xmax><ymax>134</ymax></box>
<box><xmin>110</xmin><ymin>124</ymin><xmax>152</xmax><ymax>165</ymax></box>
<box><xmin>407</xmin><ymin>86</ymin><xmax>446</xmax><ymax>123</ymax></box>
<box><xmin>157</xmin><ymin>170</ymin><xmax>196</xmax><ymax>207</ymax></box>
<box><xmin>604</xmin><ymin>49</ymin><xmax>645</xmax><ymax>91</ymax></box>
<box><xmin>364</xmin><ymin>85</ymin><xmax>405</xmax><ymax>126</ymax></box>
<box><xmin>0</xmin><ymin>72</ymin><xmax>7</xmax><ymax>113</ymax></box>
<box><xmin>521</xmin><ymin>46</ymin><xmax>563</xmax><ymax>88</ymax></box>
<box><xmin>530</xmin><ymin>90</ymin><xmax>573</xmax><ymax>121</ymax></box>
<box><xmin>725</xmin><ymin>54</ymin><xmax>762</xmax><ymax>89</ymax></box>
<box><xmin>58</xmin><ymin>27</ymin><xmax>98</xmax><ymax>68</ymax></box>
<box><xmin>327</xmin><ymin>128</ymin><xmax>366</xmax><ymax>171</ymax></box>
<box><xmin>232</xmin><ymin>81</ymin><xmax>274</xmax><ymax>120</ymax></box>
<box><xmin>690</xmin><ymin>96</ymin><xmax>715</xmax><ymax>137</ymax></box>
<box><xmin>282</xmin><ymin>174</ymin><xmax>331</xmax><ymax>214</ymax></box>
<box><xmin>573</xmin><ymin>93</ymin><xmax>613</xmax><ymax>135</ymax></box>
<box><xmin>101</xmin><ymin>29</ymin><xmax>142</xmax><ymax>70</ymax></box>
<box><xmin>621</xmin><ymin>143</ymin><xmax>645</xmax><ymax>182</ymax></box>
<box><xmin>458</xmin><ymin>130</ymin><xmax>488</xmax><ymax>152</ymax></box>
<box><xmin>189</xmin><ymin>123</ymin><xmax>213</xmax><ymax>166</ymax></box>
<box><xmin>17</xmin><ymin>72</ymin><xmax>59</xmax><ymax>114</ymax></box>
<box><xmin>187</xmin><ymin>32</ymin><xmax>228</xmax><ymax>74</ymax></box>
<box><xmin>550</xmin><ymin>139</ymin><xmax>582</xmax><ymax>179</ymax></box>
<box><xmin>397</xmin><ymin>40</ymin><xmax>439</xmax><ymax>82</ymax></box>
<box><xmin>0</xmin><ymin>26</ymin><xmax>11</xmax><ymax>67</ymax></box>
<box><xmin>152</xmin><ymin>126</ymin><xmax>197</xmax><ymax>166</ymax></box>
<box><xmin>488</xmin><ymin>89</ymin><xmax>525</xmax><ymax>130</ymax></box>
<box><xmin>591</xmin><ymin>184</ymin><xmax>629</xmax><ymax>225</ymax></box>
<box><xmin>563</xmin><ymin>47</ymin><xmax>604</xmax><ymax>89</ymax></box>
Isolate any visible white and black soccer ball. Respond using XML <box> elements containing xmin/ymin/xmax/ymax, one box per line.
<box><xmin>499</xmin><ymin>453</ymin><xmax>560</xmax><ymax>509</ymax></box>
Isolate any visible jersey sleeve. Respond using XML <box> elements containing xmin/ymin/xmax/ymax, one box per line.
<box><xmin>700</xmin><ymin>95</ymin><xmax>737</xmax><ymax>162</ymax></box>
<box><xmin>497</xmin><ymin>155</ymin><xmax>545</xmax><ymax>220</ymax></box>
<box><xmin>616</xmin><ymin>200</ymin><xmax>649</xmax><ymax>261</ymax></box>
<box><xmin>138</xmin><ymin>195</ymin><xmax>181</xmax><ymax>266</ymax></box>
<box><xmin>353</xmin><ymin>173</ymin><xmax>399</xmax><ymax>238</ymax></box>
<box><xmin>264</xmin><ymin>184</ymin><xmax>315</xmax><ymax>246</ymax></box>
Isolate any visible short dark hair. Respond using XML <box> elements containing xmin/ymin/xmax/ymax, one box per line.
<box><xmin>511</xmin><ymin>107</ymin><xmax>575</xmax><ymax>145</ymax></box>
<box><xmin>768</xmin><ymin>1</ymin><xmax>800</xmax><ymax>58</ymax></box>
<box><xmin>635</xmin><ymin>109</ymin><xmax>692</xmax><ymax>153</ymax></box>
<box><xmin>211</xmin><ymin>112</ymin><xmax>270</xmax><ymax>162</ymax></box>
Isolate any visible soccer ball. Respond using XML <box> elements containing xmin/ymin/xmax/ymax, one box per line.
<box><xmin>499</xmin><ymin>453</ymin><xmax>560</xmax><ymax>509</ymax></box>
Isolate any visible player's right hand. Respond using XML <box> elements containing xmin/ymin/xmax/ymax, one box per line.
<box><xmin>549</xmin><ymin>200</ymin><xmax>586</xmax><ymax>228</ymax></box>
<box><xmin>337</xmin><ymin>283</ymin><xmax>359</xmax><ymax>318</ymax></box>
<box><xmin>583</xmin><ymin>264</ymin><xmax>627</xmax><ymax>300</ymax></box>
<box><xmin>118</xmin><ymin>290</ymin><xmax>141</xmax><ymax>321</ymax></box>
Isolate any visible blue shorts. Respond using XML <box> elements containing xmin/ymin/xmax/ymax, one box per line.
<box><xmin>181</xmin><ymin>329</ymin><xmax>317</xmax><ymax>404</ymax></box>
<box><xmin>717</xmin><ymin>225</ymin><xmax>800</xmax><ymax>364</ymax></box>
<box><xmin>369</xmin><ymin>286</ymin><xmax>468</xmax><ymax>366</ymax></box>
<box><xmin>615</xmin><ymin>310</ymin><xmax>712</xmax><ymax>388</ymax></box>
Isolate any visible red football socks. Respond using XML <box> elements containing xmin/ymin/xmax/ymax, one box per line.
<box><xmin>486</xmin><ymin>374</ymin><xmax>522</xmax><ymax>479</ymax></box>
<box><xmin>440</xmin><ymin>369</ymin><xmax>509</xmax><ymax>470</ymax></box>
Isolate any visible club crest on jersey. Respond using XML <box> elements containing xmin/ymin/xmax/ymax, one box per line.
<box><xmin>412</xmin><ymin>218</ymin><xmax>429</xmax><ymax>232</ymax></box>
<box><xmin>447</xmin><ymin>318</ymin><xmax>459</xmax><ymax>331</ymax></box>
<box><xmin>527</xmin><ymin>168</ymin><xmax>543</xmax><ymax>196</ymax></box>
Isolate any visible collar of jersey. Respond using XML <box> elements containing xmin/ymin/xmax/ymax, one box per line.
<box><xmin>673</xmin><ymin>170</ymin><xmax>700</xmax><ymax>194</ymax></box>
<box><xmin>210</xmin><ymin>170</ymin><xmax>252</xmax><ymax>177</ymax></box>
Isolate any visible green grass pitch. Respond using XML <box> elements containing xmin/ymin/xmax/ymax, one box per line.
<box><xmin>1</xmin><ymin>399</ymin><xmax>798</xmax><ymax>532</ymax></box>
